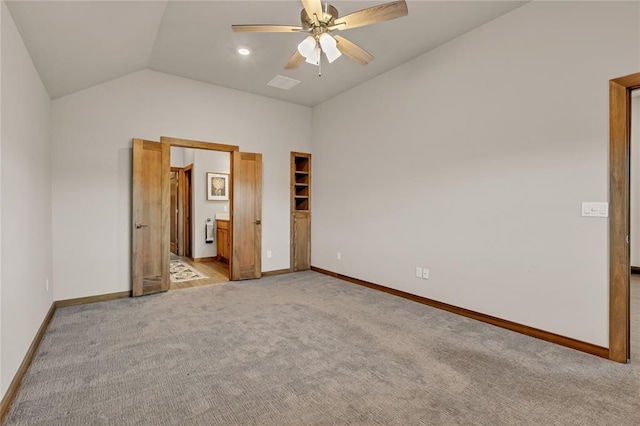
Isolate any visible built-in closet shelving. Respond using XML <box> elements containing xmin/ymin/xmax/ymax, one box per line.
<box><xmin>291</xmin><ymin>152</ymin><xmax>311</xmax><ymax>271</ymax></box>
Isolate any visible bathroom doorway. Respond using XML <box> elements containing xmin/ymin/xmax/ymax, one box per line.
<box><xmin>169</xmin><ymin>145</ymin><xmax>230</xmax><ymax>289</ymax></box>
<box><xmin>132</xmin><ymin>137</ymin><xmax>263</xmax><ymax>296</ymax></box>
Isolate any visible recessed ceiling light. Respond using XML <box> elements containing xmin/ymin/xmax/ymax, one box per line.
<box><xmin>238</xmin><ymin>48</ymin><xmax>251</xmax><ymax>56</ymax></box>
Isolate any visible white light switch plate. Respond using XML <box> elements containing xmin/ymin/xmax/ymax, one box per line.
<box><xmin>581</xmin><ymin>202</ymin><xmax>608</xmax><ymax>218</ymax></box>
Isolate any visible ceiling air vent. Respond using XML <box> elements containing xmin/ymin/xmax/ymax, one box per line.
<box><xmin>267</xmin><ymin>75</ymin><xmax>301</xmax><ymax>91</ymax></box>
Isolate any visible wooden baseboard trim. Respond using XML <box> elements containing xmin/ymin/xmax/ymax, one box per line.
<box><xmin>262</xmin><ymin>269</ymin><xmax>291</xmax><ymax>277</ymax></box>
<box><xmin>631</xmin><ymin>266</ymin><xmax>640</xmax><ymax>275</ymax></box>
<box><xmin>310</xmin><ymin>266</ymin><xmax>609</xmax><ymax>359</ymax></box>
<box><xmin>0</xmin><ymin>302</ymin><xmax>56</xmax><ymax>423</ymax></box>
<box><xmin>193</xmin><ymin>257</ymin><xmax>217</xmax><ymax>263</ymax></box>
<box><xmin>56</xmin><ymin>291</ymin><xmax>131</xmax><ymax>308</ymax></box>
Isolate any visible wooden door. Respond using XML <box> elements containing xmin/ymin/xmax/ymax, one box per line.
<box><xmin>183</xmin><ymin>165</ymin><xmax>193</xmax><ymax>258</ymax></box>
<box><xmin>170</xmin><ymin>170</ymin><xmax>179</xmax><ymax>254</ymax></box>
<box><xmin>132</xmin><ymin>139</ymin><xmax>170</xmax><ymax>296</ymax></box>
<box><xmin>292</xmin><ymin>212</ymin><xmax>311</xmax><ymax>271</ymax></box>
<box><xmin>231</xmin><ymin>152</ymin><xmax>262</xmax><ymax>280</ymax></box>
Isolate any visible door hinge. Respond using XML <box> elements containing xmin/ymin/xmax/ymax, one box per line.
<box><xmin>627</xmin><ymin>235</ymin><xmax>630</xmax><ymax>244</ymax></box>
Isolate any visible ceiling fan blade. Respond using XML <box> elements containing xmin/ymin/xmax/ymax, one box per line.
<box><xmin>285</xmin><ymin>50</ymin><xmax>305</xmax><ymax>70</ymax></box>
<box><xmin>333</xmin><ymin>0</ymin><xmax>408</xmax><ymax>30</ymax></box>
<box><xmin>334</xmin><ymin>35</ymin><xmax>374</xmax><ymax>66</ymax></box>
<box><xmin>232</xmin><ymin>25</ymin><xmax>304</xmax><ymax>33</ymax></box>
<box><xmin>301</xmin><ymin>0</ymin><xmax>323</xmax><ymax>25</ymax></box>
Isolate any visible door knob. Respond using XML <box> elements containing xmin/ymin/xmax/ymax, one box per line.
<box><xmin>135</xmin><ymin>223</ymin><xmax>149</xmax><ymax>229</ymax></box>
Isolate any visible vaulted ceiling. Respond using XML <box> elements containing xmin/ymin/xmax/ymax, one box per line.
<box><xmin>6</xmin><ymin>1</ymin><xmax>527</xmax><ymax>106</ymax></box>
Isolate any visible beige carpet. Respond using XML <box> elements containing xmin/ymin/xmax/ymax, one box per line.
<box><xmin>5</xmin><ymin>271</ymin><xmax>640</xmax><ymax>425</ymax></box>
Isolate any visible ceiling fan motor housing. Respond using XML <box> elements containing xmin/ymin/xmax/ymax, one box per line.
<box><xmin>301</xmin><ymin>4</ymin><xmax>339</xmax><ymax>30</ymax></box>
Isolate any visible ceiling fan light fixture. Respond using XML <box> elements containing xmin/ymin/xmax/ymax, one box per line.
<box><xmin>232</xmin><ymin>0</ymin><xmax>409</xmax><ymax>70</ymax></box>
<box><xmin>297</xmin><ymin>36</ymin><xmax>317</xmax><ymax>59</ymax></box>
<box><xmin>319</xmin><ymin>33</ymin><xmax>341</xmax><ymax>63</ymax></box>
<box><xmin>305</xmin><ymin>46</ymin><xmax>321</xmax><ymax>66</ymax></box>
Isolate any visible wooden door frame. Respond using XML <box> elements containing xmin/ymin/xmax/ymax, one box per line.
<box><xmin>609</xmin><ymin>72</ymin><xmax>640</xmax><ymax>363</ymax></box>
<box><xmin>169</xmin><ymin>165</ymin><xmax>194</xmax><ymax>256</ymax></box>
<box><xmin>161</xmin><ymin>137</ymin><xmax>239</xmax><ymax>279</ymax></box>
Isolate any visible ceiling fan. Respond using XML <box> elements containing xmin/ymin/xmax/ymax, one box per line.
<box><xmin>232</xmin><ymin>0</ymin><xmax>408</xmax><ymax>71</ymax></box>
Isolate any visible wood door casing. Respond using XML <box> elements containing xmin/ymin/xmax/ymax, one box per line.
<box><xmin>132</xmin><ymin>139</ymin><xmax>170</xmax><ymax>296</ymax></box>
<box><xmin>231</xmin><ymin>152</ymin><xmax>262</xmax><ymax>280</ymax></box>
<box><xmin>609</xmin><ymin>72</ymin><xmax>640</xmax><ymax>363</ymax></box>
<box><xmin>160</xmin><ymin>136</ymin><xmax>240</xmax><ymax>279</ymax></box>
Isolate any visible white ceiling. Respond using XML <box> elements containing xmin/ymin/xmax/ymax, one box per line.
<box><xmin>6</xmin><ymin>1</ymin><xmax>527</xmax><ymax>106</ymax></box>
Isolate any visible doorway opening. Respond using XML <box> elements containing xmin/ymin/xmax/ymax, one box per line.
<box><xmin>169</xmin><ymin>145</ymin><xmax>231</xmax><ymax>289</ymax></box>
<box><xmin>132</xmin><ymin>136</ymin><xmax>263</xmax><ymax>297</ymax></box>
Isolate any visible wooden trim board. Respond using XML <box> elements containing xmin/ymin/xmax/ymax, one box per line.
<box><xmin>192</xmin><ymin>257</ymin><xmax>217</xmax><ymax>263</ymax></box>
<box><xmin>262</xmin><ymin>269</ymin><xmax>291</xmax><ymax>277</ymax></box>
<box><xmin>311</xmin><ymin>266</ymin><xmax>609</xmax><ymax>359</ymax></box>
<box><xmin>160</xmin><ymin>136</ymin><xmax>239</xmax><ymax>152</ymax></box>
<box><xmin>0</xmin><ymin>302</ymin><xmax>56</xmax><ymax>422</ymax></box>
<box><xmin>56</xmin><ymin>291</ymin><xmax>131</xmax><ymax>308</ymax></box>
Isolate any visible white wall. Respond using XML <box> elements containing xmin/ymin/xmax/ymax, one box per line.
<box><xmin>312</xmin><ymin>1</ymin><xmax>639</xmax><ymax>347</ymax></box>
<box><xmin>1</xmin><ymin>1</ymin><xmax>53</xmax><ymax>396</ymax></box>
<box><xmin>170</xmin><ymin>146</ymin><xmax>185</xmax><ymax>167</ymax></box>
<box><xmin>51</xmin><ymin>69</ymin><xmax>312</xmax><ymax>300</ymax></box>
<box><xmin>0</xmin><ymin>0</ymin><xmax>4</xmax><ymax>394</ymax></box>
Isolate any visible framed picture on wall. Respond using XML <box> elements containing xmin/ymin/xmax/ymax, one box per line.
<box><xmin>207</xmin><ymin>172</ymin><xmax>229</xmax><ymax>201</ymax></box>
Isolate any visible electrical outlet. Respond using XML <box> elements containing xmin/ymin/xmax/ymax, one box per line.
<box><xmin>267</xmin><ymin>250</ymin><xmax>272</xmax><ymax>259</ymax></box>
<box><xmin>422</xmin><ymin>268</ymin><xmax>429</xmax><ymax>279</ymax></box>
<box><xmin>416</xmin><ymin>267</ymin><xmax>422</xmax><ymax>278</ymax></box>
<box><xmin>337</xmin><ymin>252</ymin><xmax>342</xmax><ymax>261</ymax></box>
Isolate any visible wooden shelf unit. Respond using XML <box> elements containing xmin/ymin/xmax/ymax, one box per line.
<box><xmin>293</xmin><ymin>157</ymin><xmax>310</xmax><ymax>211</ymax></box>
<box><xmin>291</xmin><ymin>152</ymin><xmax>311</xmax><ymax>271</ymax></box>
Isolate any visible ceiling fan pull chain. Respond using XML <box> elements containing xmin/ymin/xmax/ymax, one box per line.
<box><xmin>318</xmin><ymin>57</ymin><xmax>322</xmax><ymax>77</ymax></box>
